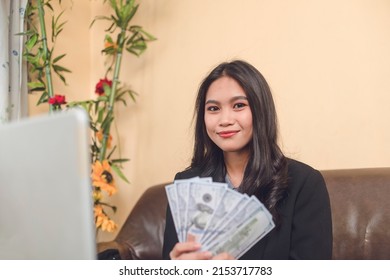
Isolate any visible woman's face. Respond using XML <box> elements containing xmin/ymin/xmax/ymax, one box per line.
<box><xmin>204</xmin><ymin>76</ymin><xmax>253</xmax><ymax>155</ymax></box>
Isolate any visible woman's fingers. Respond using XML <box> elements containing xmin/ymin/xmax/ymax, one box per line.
<box><xmin>170</xmin><ymin>241</ymin><xmax>200</xmax><ymax>258</ymax></box>
<box><xmin>174</xmin><ymin>250</ymin><xmax>213</xmax><ymax>260</ymax></box>
<box><xmin>169</xmin><ymin>240</ymin><xmax>213</xmax><ymax>260</ymax></box>
<box><xmin>170</xmin><ymin>235</ymin><xmax>235</xmax><ymax>260</ymax></box>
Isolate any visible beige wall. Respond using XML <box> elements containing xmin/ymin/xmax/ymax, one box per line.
<box><xmin>29</xmin><ymin>0</ymin><xmax>390</xmax><ymax>241</ymax></box>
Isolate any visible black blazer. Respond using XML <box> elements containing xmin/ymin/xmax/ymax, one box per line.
<box><xmin>162</xmin><ymin>158</ymin><xmax>333</xmax><ymax>260</ymax></box>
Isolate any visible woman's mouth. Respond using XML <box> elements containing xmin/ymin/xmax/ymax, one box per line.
<box><xmin>217</xmin><ymin>130</ymin><xmax>239</xmax><ymax>138</ymax></box>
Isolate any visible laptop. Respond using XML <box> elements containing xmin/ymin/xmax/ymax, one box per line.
<box><xmin>0</xmin><ymin>109</ymin><xmax>96</xmax><ymax>259</ymax></box>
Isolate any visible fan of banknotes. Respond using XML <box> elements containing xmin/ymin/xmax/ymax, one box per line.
<box><xmin>165</xmin><ymin>177</ymin><xmax>275</xmax><ymax>259</ymax></box>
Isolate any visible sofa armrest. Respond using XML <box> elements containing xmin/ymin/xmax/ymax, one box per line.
<box><xmin>322</xmin><ymin>168</ymin><xmax>390</xmax><ymax>259</ymax></box>
<box><xmin>97</xmin><ymin>183</ymin><xmax>169</xmax><ymax>260</ymax></box>
<box><xmin>97</xmin><ymin>240</ymin><xmax>138</xmax><ymax>260</ymax></box>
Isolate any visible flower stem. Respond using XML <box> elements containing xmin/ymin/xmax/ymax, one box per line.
<box><xmin>37</xmin><ymin>0</ymin><xmax>54</xmax><ymax>112</ymax></box>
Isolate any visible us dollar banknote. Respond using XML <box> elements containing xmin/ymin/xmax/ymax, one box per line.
<box><xmin>165</xmin><ymin>177</ymin><xmax>275</xmax><ymax>258</ymax></box>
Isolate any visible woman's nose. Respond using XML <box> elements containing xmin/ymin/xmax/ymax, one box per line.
<box><xmin>219</xmin><ymin>109</ymin><xmax>234</xmax><ymax>126</ymax></box>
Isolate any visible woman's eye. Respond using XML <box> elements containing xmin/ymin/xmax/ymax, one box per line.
<box><xmin>206</xmin><ymin>106</ymin><xmax>219</xmax><ymax>112</ymax></box>
<box><xmin>233</xmin><ymin>103</ymin><xmax>247</xmax><ymax>109</ymax></box>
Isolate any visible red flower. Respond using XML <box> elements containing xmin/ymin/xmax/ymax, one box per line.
<box><xmin>95</xmin><ymin>78</ymin><xmax>112</xmax><ymax>96</ymax></box>
<box><xmin>48</xmin><ymin>94</ymin><xmax>66</xmax><ymax>105</ymax></box>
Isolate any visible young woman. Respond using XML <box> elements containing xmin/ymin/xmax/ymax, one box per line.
<box><xmin>162</xmin><ymin>60</ymin><xmax>333</xmax><ymax>260</ymax></box>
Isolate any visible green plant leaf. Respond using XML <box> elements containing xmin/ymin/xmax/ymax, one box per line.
<box><xmin>111</xmin><ymin>158</ymin><xmax>130</xmax><ymax>164</ymax></box>
<box><xmin>106</xmin><ymin>145</ymin><xmax>117</xmax><ymax>160</ymax></box>
<box><xmin>123</xmin><ymin>4</ymin><xmax>138</xmax><ymax>26</ymax></box>
<box><xmin>116</xmin><ymin>98</ymin><xmax>127</xmax><ymax>106</ymax></box>
<box><xmin>90</xmin><ymin>15</ymin><xmax>112</xmax><ymax>28</ymax></box>
<box><xmin>97</xmin><ymin>95</ymin><xmax>108</xmax><ymax>102</ymax></box>
<box><xmin>27</xmin><ymin>81</ymin><xmax>45</xmax><ymax>90</ymax></box>
<box><xmin>139</xmin><ymin>28</ymin><xmax>157</xmax><ymax>41</ymax></box>
<box><xmin>111</xmin><ymin>164</ymin><xmax>130</xmax><ymax>184</ymax></box>
<box><xmin>101</xmin><ymin>114</ymin><xmax>114</xmax><ymax>130</ymax></box>
<box><xmin>56</xmin><ymin>72</ymin><xmax>67</xmax><ymax>84</ymax></box>
<box><xmin>25</xmin><ymin>33</ymin><xmax>38</xmax><ymax>50</ymax></box>
<box><xmin>52</xmin><ymin>64</ymin><xmax>71</xmax><ymax>73</ymax></box>
<box><xmin>103</xmin><ymin>83</ymin><xmax>112</xmax><ymax>96</ymax></box>
<box><xmin>97</xmin><ymin>107</ymin><xmax>105</xmax><ymax>123</ymax></box>
<box><xmin>53</xmin><ymin>53</ymin><xmax>66</xmax><ymax>63</ymax></box>
<box><xmin>37</xmin><ymin>91</ymin><xmax>49</xmax><ymax>105</ymax></box>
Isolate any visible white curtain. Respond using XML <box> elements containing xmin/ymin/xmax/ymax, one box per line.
<box><xmin>0</xmin><ymin>0</ymin><xmax>28</xmax><ymax>124</ymax></box>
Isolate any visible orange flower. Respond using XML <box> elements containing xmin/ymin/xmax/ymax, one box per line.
<box><xmin>101</xmin><ymin>218</ymin><xmax>117</xmax><ymax>232</ymax></box>
<box><xmin>104</xmin><ymin>40</ymin><xmax>118</xmax><ymax>50</ymax></box>
<box><xmin>94</xmin><ymin>205</ymin><xmax>104</xmax><ymax>218</ymax></box>
<box><xmin>94</xmin><ymin>205</ymin><xmax>105</xmax><ymax>228</ymax></box>
<box><xmin>92</xmin><ymin>160</ymin><xmax>117</xmax><ymax>196</ymax></box>
<box><xmin>94</xmin><ymin>205</ymin><xmax>117</xmax><ymax>232</ymax></box>
<box><xmin>96</xmin><ymin>129</ymin><xmax>112</xmax><ymax>149</ymax></box>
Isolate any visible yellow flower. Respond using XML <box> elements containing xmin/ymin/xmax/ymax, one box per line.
<box><xmin>94</xmin><ymin>205</ymin><xmax>117</xmax><ymax>232</ymax></box>
<box><xmin>93</xmin><ymin>189</ymin><xmax>103</xmax><ymax>202</ymax></box>
<box><xmin>96</xmin><ymin>130</ymin><xmax>112</xmax><ymax>149</ymax></box>
<box><xmin>94</xmin><ymin>205</ymin><xmax>104</xmax><ymax>217</ymax></box>
<box><xmin>101</xmin><ymin>218</ymin><xmax>118</xmax><ymax>232</ymax></box>
<box><xmin>94</xmin><ymin>205</ymin><xmax>105</xmax><ymax>228</ymax></box>
<box><xmin>92</xmin><ymin>160</ymin><xmax>117</xmax><ymax>196</ymax></box>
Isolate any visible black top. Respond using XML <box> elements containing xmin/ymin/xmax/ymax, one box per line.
<box><xmin>162</xmin><ymin>158</ymin><xmax>333</xmax><ymax>260</ymax></box>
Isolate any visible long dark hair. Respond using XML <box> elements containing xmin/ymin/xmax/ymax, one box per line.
<box><xmin>191</xmin><ymin>60</ymin><xmax>288</xmax><ymax>224</ymax></box>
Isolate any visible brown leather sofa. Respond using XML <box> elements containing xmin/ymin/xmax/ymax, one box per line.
<box><xmin>97</xmin><ymin>168</ymin><xmax>390</xmax><ymax>260</ymax></box>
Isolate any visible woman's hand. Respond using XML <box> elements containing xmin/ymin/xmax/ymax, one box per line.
<box><xmin>169</xmin><ymin>235</ymin><xmax>235</xmax><ymax>260</ymax></box>
<box><xmin>169</xmin><ymin>234</ymin><xmax>212</xmax><ymax>260</ymax></box>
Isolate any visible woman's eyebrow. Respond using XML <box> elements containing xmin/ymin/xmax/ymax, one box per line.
<box><xmin>205</xmin><ymin>99</ymin><xmax>219</xmax><ymax>105</ymax></box>
<box><xmin>231</xmin><ymin>96</ymin><xmax>248</xmax><ymax>101</ymax></box>
<box><xmin>205</xmin><ymin>95</ymin><xmax>248</xmax><ymax>105</ymax></box>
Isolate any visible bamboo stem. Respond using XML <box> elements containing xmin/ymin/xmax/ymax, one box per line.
<box><xmin>37</xmin><ymin>0</ymin><xmax>55</xmax><ymax>112</ymax></box>
<box><xmin>99</xmin><ymin>28</ymin><xmax>126</xmax><ymax>161</ymax></box>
